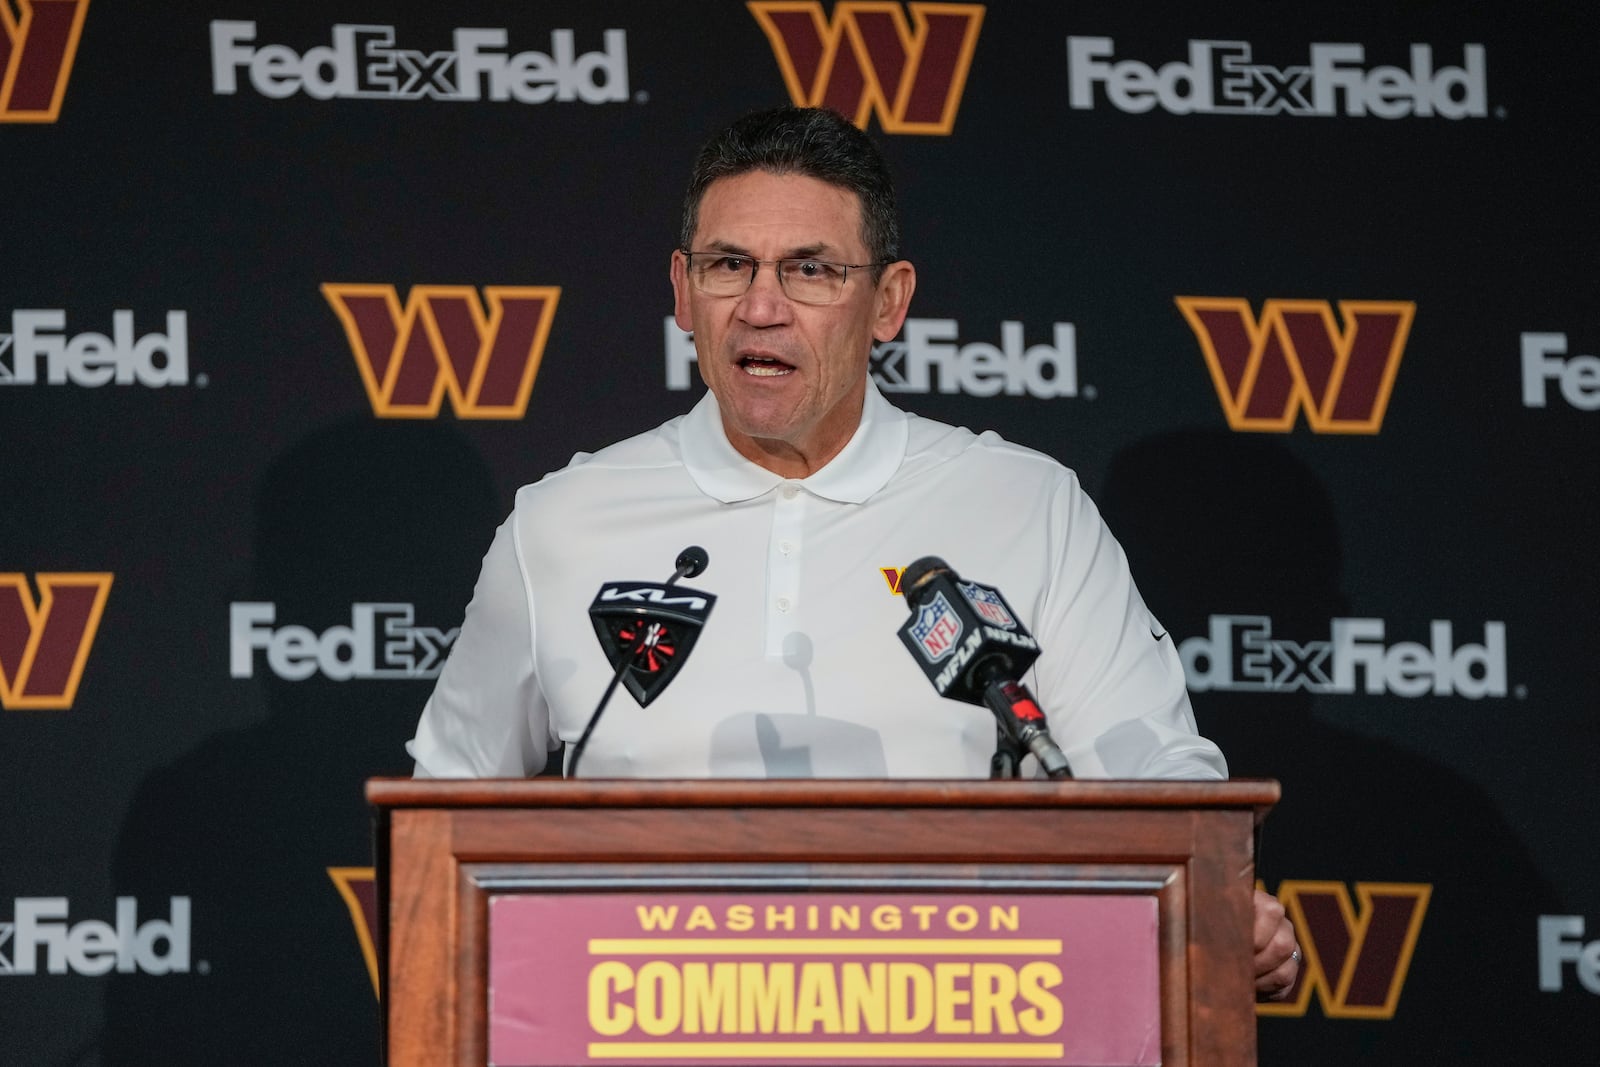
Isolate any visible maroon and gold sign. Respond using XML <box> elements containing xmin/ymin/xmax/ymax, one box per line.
<box><xmin>1259</xmin><ymin>880</ymin><xmax>1431</xmax><ymax>1020</ymax></box>
<box><xmin>321</xmin><ymin>283</ymin><xmax>560</xmax><ymax>419</ymax></box>
<box><xmin>1176</xmin><ymin>297</ymin><xmax>1415</xmax><ymax>434</ymax></box>
<box><xmin>0</xmin><ymin>0</ymin><xmax>89</xmax><ymax>122</ymax></box>
<box><xmin>488</xmin><ymin>891</ymin><xmax>1159</xmax><ymax>1065</ymax></box>
<box><xmin>749</xmin><ymin>2</ymin><xmax>985</xmax><ymax>136</ymax></box>
<box><xmin>0</xmin><ymin>572</ymin><xmax>111</xmax><ymax>710</ymax></box>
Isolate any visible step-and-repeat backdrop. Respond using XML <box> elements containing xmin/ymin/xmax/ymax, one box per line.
<box><xmin>5</xmin><ymin>2</ymin><xmax>1597</xmax><ymax>1063</ymax></box>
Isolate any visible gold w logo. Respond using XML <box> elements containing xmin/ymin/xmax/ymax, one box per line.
<box><xmin>749</xmin><ymin>1</ymin><xmax>985</xmax><ymax>135</ymax></box>
<box><xmin>329</xmin><ymin>867</ymin><xmax>380</xmax><ymax>995</ymax></box>
<box><xmin>1177</xmin><ymin>297</ymin><xmax>1415</xmax><ymax>433</ymax></box>
<box><xmin>1</xmin><ymin>0</ymin><xmax>90</xmax><ymax>122</ymax></box>
<box><xmin>322</xmin><ymin>284</ymin><xmax>560</xmax><ymax>419</ymax></box>
<box><xmin>0</xmin><ymin>572</ymin><xmax>111</xmax><ymax>709</ymax></box>
<box><xmin>1258</xmin><ymin>880</ymin><xmax>1431</xmax><ymax>1020</ymax></box>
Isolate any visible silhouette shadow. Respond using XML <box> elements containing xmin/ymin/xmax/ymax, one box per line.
<box><xmin>1099</xmin><ymin>428</ymin><xmax>1586</xmax><ymax>1062</ymax></box>
<box><xmin>101</xmin><ymin>420</ymin><xmax>499</xmax><ymax>1065</ymax></box>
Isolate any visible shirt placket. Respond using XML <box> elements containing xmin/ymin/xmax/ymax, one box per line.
<box><xmin>765</xmin><ymin>481</ymin><xmax>806</xmax><ymax>656</ymax></box>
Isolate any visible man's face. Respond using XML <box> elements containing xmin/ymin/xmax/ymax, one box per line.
<box><xmin>671</xmin><ymin>170</ymin><xmax>914</xmax><ymax>476</ymax></box>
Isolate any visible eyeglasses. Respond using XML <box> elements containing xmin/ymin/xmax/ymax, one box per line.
<box><xmin>681</xmin><ymin>251</ymin><xmax>884</xmax><ymax>305</ymax></box>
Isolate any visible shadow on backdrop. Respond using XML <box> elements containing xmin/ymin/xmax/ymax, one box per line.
<box><xmin>101</xmin><ymin>420</ymin><xmax>499</xmax><ymax>1066</ymax></box>
<box><xmin>1099</xmin><ymin>428</ymin><xmax>1582</xmax><ymax>1063</ymax></box>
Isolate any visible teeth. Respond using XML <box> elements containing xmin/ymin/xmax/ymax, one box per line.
<box><xmin>741</xmin><ymin>358</ymin><xmax>792</xmax><ymax>377</ymax></box>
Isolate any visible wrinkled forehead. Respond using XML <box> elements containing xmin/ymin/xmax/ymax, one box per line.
<box><xmin>692</xmin><ymin>170</ymin><xmax>869</xmax><ymax>256</ymax></box>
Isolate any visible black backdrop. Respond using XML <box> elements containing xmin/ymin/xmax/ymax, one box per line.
<box><xmin>4</xmin><ymin>1</ymin><xmax>1597</xmax><ymax>1063</ymax></box>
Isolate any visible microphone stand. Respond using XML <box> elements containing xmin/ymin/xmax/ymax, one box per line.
<box><xmin>989</xmin><ymin>726</ymin><xmax>1028</xmax><ymax>779</ymax></box>
<box><xmin>568</xmin><ymin>549</ymin><xmax>706</xmax><ymax>778</ymax></box>
<box><xmin>568</xmin><ymin>623</ymin><xmax>657</xmax><ymax>778</ymax></box>
<box><xmin>977</xmin><ymin>665</ymin><xmax>1074</xmax><ymax>780</ymax></box>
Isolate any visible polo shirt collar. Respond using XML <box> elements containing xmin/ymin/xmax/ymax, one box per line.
<box><xmin>679</xmin><ymin>380</ymin><xmax>908</xmax><ymax>504</ymax></box>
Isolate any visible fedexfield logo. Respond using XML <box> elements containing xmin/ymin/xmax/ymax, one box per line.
<box><xmin>1176</xmin><ymin>297</ymin><xmax>1414</xmax><ymax>433</ymax></box>
<box><xmin>1539</xmin><ymin>916</ymin><xmax>1600</xmax><ymax>995</ymax></box>
<box><xmin>0</xmin><ymin>0</ymin><xmax>89</xmax><ymax>122</ymax></box>
<box><xmin>323</xmin><ymin>284</ymin><xmax>559</xmax><ymax>418</ymax></box>
<box><xmin>229</xmin><ymin>602</ymin><xmax>457</xmax><ymax>681</ymax></box>
<box><xmin>1180</xmin><ymin>615</ymin><xmax>1507</xmax><ymax>699</ymax></box>
<box><xmin>750</xmin><ymin>1</ymin><xmax>984</xmax><ymax>134</ymax></box>
<box><xmin>1522</xmin><ymin>332</ymin><xmax>1600</xmax><ymax>410</ymax></box>
<box><xmin>0</xmin><ymin>310</ymin><xmax>189</xmax><ymax>387</ymax></box>
<box><xmin>0</xmin><ymin>572</ymin><xmax>111</xmax><ymax>710</ymax></box>
<box><xmin>1259</xmin><ymin>881</ymin><xmax>1430</xmax><ymax>1019</ymax></box>
<box><xmin>665</xmin><ymin>317</ymin><xmax>1077</xmax><ymax>399</ymax></box>
<box><xmin>873</xmin><ymin>320</ymin><xmax>1077</xmax><ymax>397</ymax></box>
<box><xmin>0</xmin><ymin>896</ymin><xmax>189</xmax><ymax>976</ymax></box>
<box><xmin>211</xmin><ymin>21</ymin><xmax>628</xmax><ymax>104</ymax></box>
<box><xmin>1068</xmin><ymin>38</ymin><xmax>1486</xmax><ymax>119</ymax></box>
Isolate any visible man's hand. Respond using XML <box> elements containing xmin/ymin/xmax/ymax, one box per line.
<box><xmin>1253</xmin><ymin>888</ymin><xmax>1300</xmax><ymax>1001</ymax></box>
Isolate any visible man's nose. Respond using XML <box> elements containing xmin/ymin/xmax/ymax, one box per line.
<box><xmin>736</xmin><ymin>264</ymin><xmax>794</xmax><ymax>326</ymax></box>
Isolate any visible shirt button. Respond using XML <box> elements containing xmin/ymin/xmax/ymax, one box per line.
<box><xmin>775</xmin><ymin>597</ymin><xmax>792</xmax><ymax>613</ymax></box>
<box><xmin>779</xmin><ymin>540</ymin><xmax>795</xmax><ymax>556</ymax></box>
<box><xmin>781</xmin><ymin>484</ymin><xmax>799</xmax><ymax>500</ymax></box>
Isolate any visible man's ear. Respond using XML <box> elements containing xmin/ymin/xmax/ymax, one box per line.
<box><xmin>871</xmin><ymin>260</ymin><xmax>916</xmax><ymax>342</ymax></box>
<box><xmin>670</xmin><ymin>250</ymin><xmax>694</xmax><ymax>333</ymax></box>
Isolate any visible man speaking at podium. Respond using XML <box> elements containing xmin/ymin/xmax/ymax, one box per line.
<box><xmin>405</xmin><ymin>106</ymin><xmax>1299</xmax><ymax>999</ymax></box>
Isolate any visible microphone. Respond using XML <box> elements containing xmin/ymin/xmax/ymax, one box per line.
<box><xmin>896</xmin><ymin>556</ymin><xmax>1073</xmax><ymax>779</ymax></box>
<box><xmin>673</xmin><ymin>545</ymin><xmax>709</xmax><ymax>581</ymax></box>
<box><xmin>569</xmin><ymin>547</ymin><xmax>715</xmax><ymax>777</ymax></box>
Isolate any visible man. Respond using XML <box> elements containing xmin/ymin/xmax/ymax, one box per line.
<box><xmin>407</xmin><ymin>106</ymin><xmax>1299</xmax><ymax>998</ymax></box>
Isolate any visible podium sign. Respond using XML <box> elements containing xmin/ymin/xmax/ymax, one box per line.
<box><xmin>488</xmin><ymin>890</ymin><xmax>1160</xmax><ymax>1066</ymax></box>
<box><xmin>367</xmin><ymin>778</ymin><xmax>1278</xmax><ymax>1067</ymax></box>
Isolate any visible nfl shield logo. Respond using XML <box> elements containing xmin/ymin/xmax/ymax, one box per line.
<box><xmin>910</xmin><ymin>592</ymin><xmax>963</xmax><ymax>662</ymax></box>
<box><xmin>960</xmin><ymin>581</ymin><xmax>1016</xmax><ymax>629</ymax></box>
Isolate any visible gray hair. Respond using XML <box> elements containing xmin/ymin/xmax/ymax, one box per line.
<box><xmin>679</xmin><ymin>106</ymin><xmax>901</xmax><ymax>270</ymax></box>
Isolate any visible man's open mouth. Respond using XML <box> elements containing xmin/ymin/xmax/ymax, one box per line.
<box><xmin>739</xmin><ymin>355</ymin><xmax>795</xmax><ymax>377</ymax></box>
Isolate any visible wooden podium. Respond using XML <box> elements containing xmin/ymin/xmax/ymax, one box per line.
<box><xmin>367</xmin><ymin>778</ymin><xmax>1278</xmax><ymax>1067</ymax></box>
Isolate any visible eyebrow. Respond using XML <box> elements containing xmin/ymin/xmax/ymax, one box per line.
<box><xmin>701</xmin><ymin>240</ymin><xmax>838</xmax><ymax>259</ymax></box>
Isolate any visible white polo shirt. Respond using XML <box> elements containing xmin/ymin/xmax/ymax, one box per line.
<box><xmin>407</xmin><ymin>383</ymin><xmax>1225</xmax><ymax>781</ymax></box>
